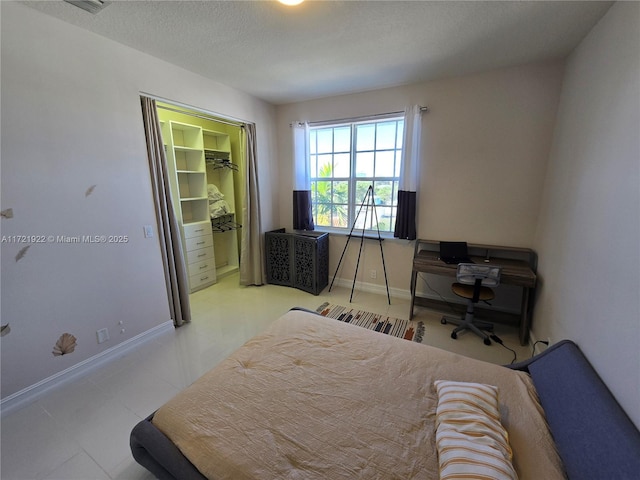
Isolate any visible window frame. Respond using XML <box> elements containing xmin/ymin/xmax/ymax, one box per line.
<box><xmin>308</xmin><ymin>115</ymin><xmax>404</xmax><ymax>238</ymax></box>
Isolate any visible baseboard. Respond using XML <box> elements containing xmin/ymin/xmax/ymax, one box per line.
<box><xmin>528</xmin><ymin>331</ymin><xmax>550</xmax><ymax>354</ymax></box>
<box><xmin>0</xmin><ymin>320</ymin><xmax>174</xmax><ymax>418</ymax></box>
<box><xmin>330</xmin><ymin>277</ymin><xmax>519</xmax><ymax>315</ymax></box>
<box><xmin>330</xmin><ymin>277</ymin><xmax>411</xmax><ymax>300</ymax></box>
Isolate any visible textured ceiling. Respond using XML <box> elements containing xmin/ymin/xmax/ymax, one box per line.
<box><xmin>23</xmin><ymin>1</ymin><xmax>613</xmax><ymax>105</ymax></box>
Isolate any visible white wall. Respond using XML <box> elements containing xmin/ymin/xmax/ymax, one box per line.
<box><xmin>533</xmin><ymin>2</ymin><xmax>640</xmax><ymax>429</ymax></box>
<box><xmin>0</xmin><ymin>3</ymin><xmax>278</xmax><ymax>399</ymax></box>
<box><xmin>276</xmin><ymin>62</ymin><xmax>564</xmax><ymax>299</ymax></box>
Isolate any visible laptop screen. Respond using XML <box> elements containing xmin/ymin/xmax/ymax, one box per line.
<box><xmin>439</xmin><ymin>241</ymin><xmax>469</xmax><ymax>261</ymax></box>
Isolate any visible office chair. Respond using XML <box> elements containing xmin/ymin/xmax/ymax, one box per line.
<box><xmin>441</xmin><ymin>263</ymin><xmax>501</xmax><ymax>345</ymax></box>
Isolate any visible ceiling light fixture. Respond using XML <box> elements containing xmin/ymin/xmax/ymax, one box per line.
<box><xmin>278</xmin><ymin>0</ymin><xmax>304</xmax><ymax>6</ymax></box>
<box><xmin>63</xmin><ymin>0</ymin><xmax>110</xmax><ymax>14</ymax></box>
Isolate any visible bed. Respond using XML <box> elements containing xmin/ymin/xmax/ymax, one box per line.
<box><xmin>130</xmin><ymin>309</ymin><xmax>640</xmax><ymax>479</ymax></box>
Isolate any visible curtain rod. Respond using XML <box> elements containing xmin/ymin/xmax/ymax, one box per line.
<box><xmin>156</xmin><ymin>104</ymin><xmax>245</xmax><ymax>128</ymax></box>
<box><xmin>291</xmin><ymin>106</ymin><xmax>428</xmax><ymax>127</ymax></box>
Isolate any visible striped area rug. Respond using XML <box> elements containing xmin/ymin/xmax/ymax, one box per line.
<box><xmin>316</xmin><ymin>302</ymin><xmax>425</xmax><ymax>344</ymax></box>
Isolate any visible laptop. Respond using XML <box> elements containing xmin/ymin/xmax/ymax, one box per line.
<box><xmin>439</xmin><ymin>241</ymin><xmax>473</xmax><ymax>264</ymax></box>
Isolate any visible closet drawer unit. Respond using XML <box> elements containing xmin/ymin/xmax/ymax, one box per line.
<box><xmin>187</xmin><ymin>246</ymin><xmax>214</xmax><ymax>265</ymax></box>
<box><xmin>184</xmin><ymin>221</ymin><xmax>211</xmax><ymax>239</ymax></box>
<box><xmin>185</xmin><ymin>233</ymin><xmax>213</xmax><ymax>252</ymax></box>
<box><xmin>189</xmin><ymin>270</ymin><xmax>215</xmax><ymax>291</ymax></box>
<box><xmin>188</xmin><ymin>258</ymin><xmax>215</xmax><ymax>278</ymax></box>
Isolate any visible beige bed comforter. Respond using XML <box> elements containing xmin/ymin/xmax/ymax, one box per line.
<box><xmin>153</xmin><ymin>310</ymin><xmax>565</xmax><ymax>480</ymax></box>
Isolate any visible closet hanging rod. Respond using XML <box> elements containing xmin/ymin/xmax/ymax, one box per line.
<box><xmin>156</xmin><ymin>104</ymin><xmax>244</xmax><ymax>128</ymax></box>
<box><xmin>206</xmin><ymin>158</ymin><xmax>239</xmax><ymax>171</ymax></box>
<box><xmin>291</xmin><ymin>106</ymin><xmax>428</xmax><ymax>128</ymax></box>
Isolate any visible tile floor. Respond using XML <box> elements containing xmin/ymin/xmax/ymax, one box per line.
<box><xmin>1</xmin><ymin>273</ymin><xmax>532</xmax><ymax>479</ymax></box>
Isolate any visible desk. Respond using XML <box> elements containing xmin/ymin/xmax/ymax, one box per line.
<box><xmin>409</xmin><ymin>240</ymin><xmax>537</xmax><ymax>345</ymax></box>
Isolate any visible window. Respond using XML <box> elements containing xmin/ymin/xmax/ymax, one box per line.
<box><xmin>309</xmin><ymin>117</ymin><xmax>404</xmax><ymax>235</ymax></box>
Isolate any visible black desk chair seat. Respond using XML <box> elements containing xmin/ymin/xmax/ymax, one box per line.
<box><xmin>441</xmin><ymin>263</ymin><xmax>502</xmax><ymax>345</ymax></box>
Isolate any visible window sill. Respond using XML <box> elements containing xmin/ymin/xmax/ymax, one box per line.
<box><xmin>309</xmin><ymin>227</ymin><xmax>398</xmax><ymax>241</ymax></box>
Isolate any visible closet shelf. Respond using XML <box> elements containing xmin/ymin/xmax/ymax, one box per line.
<box><xmin>174</xmin><ymin>145</ymin><xmax>202</xmax><ymax>152</ymax></box>
<box><xmin>160</xmin><ymin>113</ymin><xmax>241</xmax><ymax>292</ymax></box>
<box><xmin>216</xmin><ymin>264</ymin><xmax>239</xmax><ymax>278</ymax></box>
<box><xmin>204</xmin><ymin>148</ymin><xmax>229</xmax><ymax>154</ymax></box>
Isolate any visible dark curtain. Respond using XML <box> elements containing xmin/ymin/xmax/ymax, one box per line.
<box><xmin>293</xmin><ymin>190</ymin><xmax>315</xmax><ymax>230</ymax></box>
<box><xmin>394</xmin><ymin>190</ymin><xmax>416</xmax><ymax>240</ymax></box>
<box><xmin>394</xmin><ymin>105</ymin><xmax>422</xmax><ymax>240</ymax></box>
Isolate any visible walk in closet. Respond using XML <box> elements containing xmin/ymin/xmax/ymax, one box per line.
<box><xmin>157</xmin><ymin>103</ymin><xmax>244</xmax><ymax>292</ymax></box>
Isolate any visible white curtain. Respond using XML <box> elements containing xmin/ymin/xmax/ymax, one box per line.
<box><xmin>394</xmin><ymin>105</ymin><xmax>422</xmax><ymax>240</ymax></box>
<box><xmin>293</xmin><ymin>121</ymin><xmax>310</xmax><ymax>190</ymax></box>
<box><xmin>401</xmin><ymin>105</ymin><xmax>422</xmax><ymax>192</ymax></box>
<box><xmin>140</xmin><ymin>97</ymin><xmax>191</xmax><ymax>326</ymax></box>
<box><xmin>239</xmin><ymin>123</ymin><xmax>265</xmax><ymax>285</ymax></box>
<box><xmin>292</xmin><ymin>121</ymin><xmax>314</xmax><ymax>230</ymax></box>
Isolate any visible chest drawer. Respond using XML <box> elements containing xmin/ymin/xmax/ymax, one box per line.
<box><xmin>189</xmin><ymin>270</ymin><xmax>216</xmax><ymax>291</ymax></box>
<box><xmin>188</xmin><ymin>258</ymin><xmax>215</xmax><ymax>277</ymax></box>
<box><xmin>187</xmin><ymin>246</ymin><xmax>214</xmax><ymax>265</ymax></box>
<box><xmin>185</xmin><ymin>233</ymin><xmax>213</xmax><ymax>252</ymax></box>
<box><xmin>184</xmin><ymin>221</ymin><xmax>211</xmax><ymax>239</ymax></box>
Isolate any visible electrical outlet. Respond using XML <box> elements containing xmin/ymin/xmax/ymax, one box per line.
<box><xmin>370</xmin><ymin>270</ymin><xmax>377</xmax><ymax>279</ymax></box>
<box><xmin>96</xmin><ymin>328</ymin><xmax>110</xmax><ymax>344</ymax></box>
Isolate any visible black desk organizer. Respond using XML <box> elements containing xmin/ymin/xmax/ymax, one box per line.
<box><xmin>265</xmin><ymin>228</ymin><xmax>329</xmax><ymax>295</ymax></box>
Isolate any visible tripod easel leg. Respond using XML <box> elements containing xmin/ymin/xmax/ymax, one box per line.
<box><xmin>370</xmin><ymin>191</ymin><xmax>391</xmax><ymax>304</ymax></box>
<box><xmin>329</xmin><ymin>185</ymin><xmax>390</xmax><ymax>305</ymax></box>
